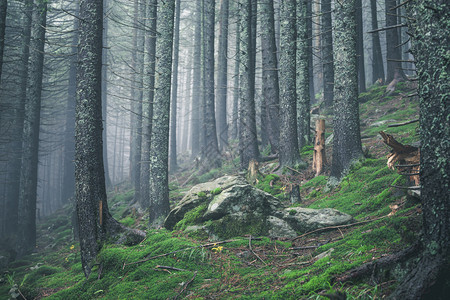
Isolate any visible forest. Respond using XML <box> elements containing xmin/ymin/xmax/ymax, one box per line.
<box><xmin>0</xmin><ymin>0</ymin><xmax>448</xmax><ymax>299</ymax></box>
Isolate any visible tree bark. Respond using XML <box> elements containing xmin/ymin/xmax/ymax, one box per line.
<box><xmin>4</xmin><ymin>0</ymin><xmax>33</xmax><ymax>241</ymax></box>
<box><xmin>0</xmin><ymin>0</ymin><xmax>7</xmax><ymax>80</ymax></box>
<box><xmin>75</xmin><ymin>0</ymin><xmax>145</xmax><ymax>277</ymax></box>
<box><xmin>260</xmin><ymin>0</ymin><xmax>280</xmax><ymax>153</ymax></box>
<box><xmin>230</xmin><ymin>2</ymin><xmax>240</xmax><ymax>141</ymax></box>
<box><xmin>296</xmin><ymin>0</ymin><xmax>310</xmax><ymax>149</ymax></box>
<box><xmin>216</xmin><ymin>0</ymin><xmax>229</xmax><ymax>151</ymax></box>
<box><xmin>356</xmin><ymin>0</ymin><xmax>366</xmax><ymax>93</ymax></box>
<box><xmin>238</xmin><ymin>0</ymin><xmax>259</xmax><ymax>169</ymax></box>
<box><xmin>391</xmin><ymin>1</ymin><xmax>450</xmax><ymax>297</ymax></box>
<box><xmin>190</xmin><ymin>0</ymin><xmax>202</xmax><ymax>158</ymax></box>
<box><xmin>62</xmin><ymin>12</ymin><xmax>78</xmax><ymax>204</ymax></box>
<box><xmin>149</xmin><ymin>0</ymin><xmax>175</xmax><ymax>226</ymax></box>
<box><xmin>16</xmin><ymin>0</ymin><xmax>47</xmax><ymax>256</ymax></box>
<box><xmin>370</xmin><ymin>0</ymin><xmax>384</xmax><ymax>84</ymax></box>
<box><xmin>140</xmin><ymin>0</ymin><xmax>157</xmax><ymax>210</ymax></box>
<box><xmin>279</xmin><ymin>0</ymin><xmax>301</xmax><ymax>167</ymax></box>
<box><xmin>313</xmin><ymin>119</ymin><xmax>326</xmax><ymax>176</ymax></box>
<box><xmin>321</xmin><ymin>0</ymin><xmax>334</xmax><ymax>107</ymax></box>
<box><xmin>330</xmin><ymin>0</ymin><xmax>363</xmax><ymax>180</ymax></box>
<box><xmin>169</xmin><ymin>0</ymin><xmax>181</xmax><ymax>172</ymax></box>
<box><xmin>385</xmin><ymin>0</ymin><xmax>405</xmax><ymax>83</ymax></box>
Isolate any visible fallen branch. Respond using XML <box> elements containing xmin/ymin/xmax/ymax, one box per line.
<box><xmin>174</xmin><ymin>271</ymin><xmax>197</xmax><ymax>300</ymax></box>
<box><xmin>249</xmin><ymin>235</ymin><xmax>267</xmax><ymax>266</ymax></box>
<box><xmin>291</xmin><ymin>215</ymin><xmax>389</xmax><ymax>241</ymax></box>
<box><xmin>388</xmin><ymin>119</ymin><xmax>419</xmax><ymax>128</ymax></box>
<box><xmin>285</xmin><ymin>166</ymin><xmax>302</xmax><ymax>175</ymax></box>
<box><xmin>391</xmin><ymin>185</ymin><xmax>421</xmax><ymax>190</ymax></box>
<box><xmin>155</xmin><ymin>265</ymin><xmax>186</xmax><ymax>272</ymax></box>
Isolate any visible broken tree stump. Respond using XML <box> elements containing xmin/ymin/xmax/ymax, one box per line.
<box><xmin>313</xmin><ymin>119</ymin><xmax>326</xmax><ymax>176</ymax></box>
<box><xmin>379</xmin><ymin>131</ymin><xmax>420</xmax><ymax>185</ymax></box>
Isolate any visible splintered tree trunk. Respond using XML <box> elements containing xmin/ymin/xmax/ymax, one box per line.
<box><xmin>296</xmin><ymin>0</ymin><xmax>310</xmax><ymax>149</ymax></box>
<box><xmin>279</xmin><ymin>0</ymin><xmax>301</xmax><ymax>167</ymax></box>
<box><xmin>76</xmin><ymin>0</ymin><xmax>144</xmax><ymax>277</ymax></box>
<box><xmin>330</xmin><ymin>0</ymin><xmax>363</xmax><ymax>180</ymax></box>
<box><xmin>260</xmin><ymin>0</ymin><xmax>280</xmax><ymax>153</ymax></box>
<box><xmin>16</xmin><ymin>0</ymin><xmax>47</xmax><ymax>256</ymax></box>
<box><xmin>391</xmin><ymin>1</ymin><xmax>450</xmax><ymax>298</ymax></box>
<box><xmin>313</xmin><ymin>119</ymin><xmax>326</xmax><ymax>176</ymax></box>
<box><xmin>238</xmin><ymin>0</ymin><xmax>259</xmax><ymax>169</ymax></box>
<box><xmin>140</xmin><ymin>0</ymin><xmax>157</xmax><ymax>210</ymax></box>
<box><xmin>216</xmin><ymin>0</ymin><xmax>229</xmax><ymax>151</ymax></box>
<box><xmin>149</xmin><ymin>0</ymin><xmax>175</xmax><ymax>226</ymax></box>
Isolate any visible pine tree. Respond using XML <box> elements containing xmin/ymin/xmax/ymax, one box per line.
<box><xmin>330</xmin><ymin>0</ymin><xmax>363</xmax><ymax>180</ymax></box>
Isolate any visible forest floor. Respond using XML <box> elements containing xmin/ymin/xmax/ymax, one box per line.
<box><xmin>0</xmin><ymin>82</ymin><xmax>422</xmax><ymax>299</ymax></box>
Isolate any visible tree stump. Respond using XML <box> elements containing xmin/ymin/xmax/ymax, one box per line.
<box><xmin>313</xmin><ymin>119</ymin><xmax>326</xmax><ymax>176</ymax></box>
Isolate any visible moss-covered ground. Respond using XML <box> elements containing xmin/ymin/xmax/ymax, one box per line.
<box><xmin>0</xmin><ymin>83</ymin><xmax>422</xmax><ymax>299</ymax></box>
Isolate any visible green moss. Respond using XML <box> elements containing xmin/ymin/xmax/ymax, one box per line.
<box><xmin>174</xmin><ymin>204</ymin><xmax>208</xmax><ymax>231</ymax></box>
<box><xmin>211</xmin><ymin>187</ymin><xmax>222</xmax><ymax>195</ymax></box>
<box><xmin>206</xmin><ymin>214</ymin><xmax>269</xmax><ymax>239</ymax></box>
<box><xmin>120</xmin><ymin>216</ymin><xmax>135</xmax><ymax>227</ymax></box>
<box><xmin>197</xmin><ymin>191</ymin><xmax>207</xmax><ymax>198</ymax></box>
<box><xmin>255</xmin><ymin>174</ymin><xmax>283</xmax><ymax>196</ymax></box>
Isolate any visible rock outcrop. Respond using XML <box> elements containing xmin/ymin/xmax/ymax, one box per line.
<box><xmin>164</xmin><ymin>175</ymin><xmax>353</xmax><ymax>240</ymax></box>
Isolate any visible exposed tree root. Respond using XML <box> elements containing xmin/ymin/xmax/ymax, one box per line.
<box><xmin>334</xmin><ymin>242</ymin><xmax>450</xmax><ymax>299</ymax></box>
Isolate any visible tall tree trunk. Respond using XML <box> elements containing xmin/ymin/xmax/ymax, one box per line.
<box><xmin>133</xmin><ymin>0</ymin><xmax>145</xmax><ymax>203</ymax></box>
<box><xmin>385</xmin><ymin>0</ymin><xmax>405</xmax><ymax>83</ymax></box>
<box><xmin>279</xmin><ymin>0</ymin><xmax>301</xmax><ymax>167</ymax></box>
<box><xmin>102</xmin><ymin>0</ymin><xmax>112</xmax><ymax>189</ymax></box>
<box><xmin>76</xmin><ymin>0</ymin><xmax>145</xmax><ymax>277</ymax></box>
<box><xmin>307</xmin><ymin>0</ymin><xmax>314</xmax><ymax>102</ymax></box>
<box><xmin>330</xmin><ymin>0</ymin><xmax>363</xmax><ymax>180</ymax></box>
<box><xmin>0</xmin><ymin>0</ymin><xmax>7</xmax><ymax>80</ymax></box>
<box><xmin>140</xmin><ymin>0</ymin><xmax>157</xmax><ymax>210</ymax></box>
<box><xmin>391</xmin><ymin>1</ymin><xmax>450</xmax><ymax>297</ymax></box>
<box><xmin>181</xmin><ymin>55</ymin><xmax>192</xmax><ymax>153</ymax></box>
<box><xmin>230</xmin><ymin>2</ymin><xmax>240</xmax><ymax>141</ymax></box>
<box><xmin>4</xmin><ymin>0</ymin><xmax>33</xmax><ymax>241</ymax></box>
<box><xmin>260</xmin><ymin>0</ymin><xmax>280</xmax><ymax>153</ymax></box>
<box><xmin>62</xmin><ymin>14</ymin><xmax>78</xmax><ymax>204</ymax></box>
<box><xmin>16</xmin><ymin>0</ymin><xmax>47</xmax><ymax>256</ymax></box>
<box><xmin>216</xmin><ymin>0</ymin><xmax>229</xmax><ymax>151</ymax></box>
<box><xmin>238</xmin><ymin>0</ymin><xmax>259</xmax><ymax>169</ymax></box>
<box><xmin>296</xmin><ymin>0</ymin><xmax>310</xmax><ymax>149</ymax></box>
<box><xmin>321</xmin><ymin>0</ymin><xmax>334</xmax><ymax>107</ymax></box>
<box><xmin>202</xmin><ymin>0</ymin><xmax>221</xmax><ymax>169</ymax></box>
<box><xmin>370</xmin><ymin>0</ymin><xmax>384</xmax><ymax>84</ymax></box>
<box><xmin>149</xmin><ymin>0</ymin><xmax>175</xmax><ymax>226</ymax></box>
<box><xmin>356</xmin><ymin>0</ymin><xmax>366</xmax><ymax>92</ymax></box>
<box><xmin>169</xmin><ymin>0</ymin><xmax>180</xmax><ymax>172</ymax></box>
<box><xmin>190</xmin><ymin>0</ymin><xmax>201</xmax><ymax>158</ymax></box>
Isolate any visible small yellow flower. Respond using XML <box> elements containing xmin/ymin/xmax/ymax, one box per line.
<box><xmin>70</xmin><ymin>245</ymin><xmax>75</xmax><ymax>250</ymax></box>
<box><xmin>212</xmin><ymin>246</ymin><xmax>223</xmax><ymax>253</ymax></box>
<box><xmin>65</xmin><ymin>257</ymin><xmax>69</xmax><ymax>262</ymax></box>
